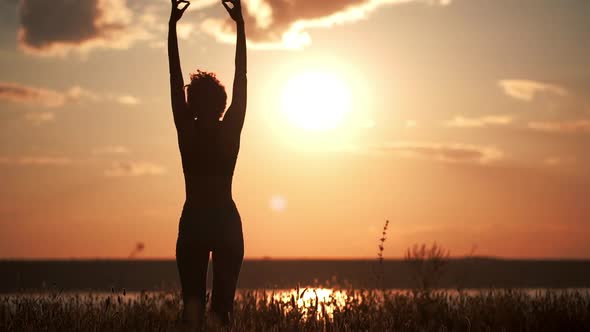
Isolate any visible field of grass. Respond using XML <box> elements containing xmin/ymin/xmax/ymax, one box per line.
<box><xmin>2</xmin><ymin>288</ymin><xmax>590</xmax><ymax>331</ymax></box>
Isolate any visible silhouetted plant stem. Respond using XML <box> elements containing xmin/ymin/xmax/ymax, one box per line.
<box><xmin>376</xmin><ymin>220</ymin><xmax>390</xmax><ymax>292</ymax></box>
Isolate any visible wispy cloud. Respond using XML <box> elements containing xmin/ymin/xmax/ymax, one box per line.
<box><xmin>104</xmin><ymin>161</ymin><xmax>166</xmax><ymax>177</ymax></box>
<box><xmin>0</xmin><ymin>82</ymin><xmax>68</xmax><ymax>107</ymax></box>
<box><xmin>203</xmin><ymin>0</ymin><xmax>452</xmax><ymax>49</ymax></box>
<box><xmin>0</xmin><ymin>82</ymin><xmax>101</xmax><ymax>108</ymax></box>
<box><xmin>528</xmin><ymin>120</ymin><xmax>590</xmax><ymax>134</ymax></box>
<box><xmin>66</xmin><ymin>86</ymin><xmax>101</xmax><ymax>102</ymax></box>
<box><xmin>24</xmin><ymin>111</ymin><xmax>55</xmax><ymax>125</ymax></box>
<box><xmin>176</xmin><ymin>22</ymin><xmax>196</xmax><ymax>40</ymax></box>
<box><xmin>17</xmin><ymin>0</ymin><xmax>150</xmax><ymax>56</ymax></box>
<box><xmin>499</xmin><ymin>80</ymin><xmax>568</xmax><ymax>102</ymax></box>
<box><xmin>444</xmin><ymin>115</ymin><xmax>513</xmax><ymax>128</ymax></box>
<box><xmin>165</xmin><ymin>0</ymin><xmax>218</xmax><ymax>11</ymax></box>
<box><xmin>379</xmin><ymin>142</ymin><xmax>503</xmax><ymax>164</ymax></box>
<box><xmin>115</xmin><ymin>95</ymin><xmax>140</xmax><ymax>106</ymax></box>
<box><xmin>92</xmin><ymin>146</ymin><xmax>130</xmax><ymax>155</ymax></box>
<box><xmin>543</xmin><ymin>156</ymin><xmax>576</xmax><ymax>167</ymax></box>
<box><xmin>0</xmin><ymin>82</ymin><xmax>140</xmax><ymax>112</ymax></box>
<box><xmin>0</xmin><ymin>156</ymin><xmax>73</xmax><ymax>166</ymax></box>
<box><xmin>0</xmin><ymin>153</ymin><xmax>167</xmax><ymax>179</ymax></box>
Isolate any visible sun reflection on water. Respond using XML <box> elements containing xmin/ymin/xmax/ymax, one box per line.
<box><xmin>268</xmin><ymin>287</ymin><xmax>350</xmax><ymax>319</ymax></box>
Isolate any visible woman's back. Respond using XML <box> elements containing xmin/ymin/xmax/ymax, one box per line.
<box><xmin>179</xmin><ymin>121</ymin><xmax>239</xmax><ymax>208</ymax></box>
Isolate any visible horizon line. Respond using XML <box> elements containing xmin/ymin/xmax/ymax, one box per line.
<box><xmin>2</xmin><ymin>256</ymin><xmax>590</xmax><ymax>262</ymax></box>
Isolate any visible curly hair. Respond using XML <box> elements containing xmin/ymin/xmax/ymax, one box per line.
<box><xmin>185</xmin><ymin>70</ymin><xmax>227</xmax><ymax>120</ymax></box>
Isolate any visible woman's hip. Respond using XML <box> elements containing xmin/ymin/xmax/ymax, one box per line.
<box><xmin>177</xmin><ymin>203</ymin><xmax>243</xmax><ymax>250</ymax></box>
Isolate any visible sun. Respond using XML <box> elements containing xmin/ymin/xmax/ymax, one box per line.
<box><xmin>280</xmin><ymin>71</ymin><xmax>352</xmax><ymax>131</ymax></box>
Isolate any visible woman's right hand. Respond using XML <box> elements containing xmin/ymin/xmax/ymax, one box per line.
<box><xmin>170</xmin><ymin>0</ymin><xmax>190</xmax><ymax>23</ymax></box>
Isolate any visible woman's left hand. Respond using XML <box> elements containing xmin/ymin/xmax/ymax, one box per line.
<box><xmin>222</xmin><ymin>0</ymin><xmax>244</xmax><ymax>23</ymax></box>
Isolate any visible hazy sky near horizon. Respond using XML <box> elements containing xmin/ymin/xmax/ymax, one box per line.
<box><xmin>1</xmin><ymin>0</ymin><xmax>589</xmax><ymax>259</ymax></box>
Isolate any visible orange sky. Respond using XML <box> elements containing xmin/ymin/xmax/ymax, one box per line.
<box><xmin>1</xmin><ymin>0</ymin><xmax>589</xmax><ymax>259</ymax></box>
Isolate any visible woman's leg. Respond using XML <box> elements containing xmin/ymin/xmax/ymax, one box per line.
<box><xmin>210</xmin><ymin>208</ymin><xmax>244</xmax><ymax>325</ymax></box>
<box><xmin>176</xmin><ymin>216</ymin><xmax>210</xmax><ymax>328</ymax></box>
<box><xmin>210</xmin><ymin>247</ymin><xmax>243</xmax><ymax>324</ymax></box>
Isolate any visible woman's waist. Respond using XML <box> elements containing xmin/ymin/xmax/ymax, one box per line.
<box><xmin>185</xmin><ymin>186</ymin><xmax>233</xmax><ymax>207</ymax></box>
<box><xmin>183</xmin><ymin>175</ymin><xmax>234</xmax><ymax>206</ymax></box>
<box><xmin>184</xmin><ymin>195</ymin><xmax>234</xmax><ymax>207</ymax></box>
<box><xmin>182</xmin><ymin>196</ymin><xmax>237</xmax><ymax>213</ymax></box>
<box><xmin>184</xmin><ymin>189</ymin><xmax>234</xmax><ymax>206</ymax></box>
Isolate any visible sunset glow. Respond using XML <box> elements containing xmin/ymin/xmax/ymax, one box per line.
<box><xmin>281</xmin><ymin>71</ymin><xmax>352</xmax><ymax>131</ymax></box>
<box><xmin>0</xmin><ymin>0</ymin><xmax>589</xmax><ymax>260</ymax></box>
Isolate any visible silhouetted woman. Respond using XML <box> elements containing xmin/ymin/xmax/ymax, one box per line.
<box><xmin>168</xmin><ymin>0</ymin><xmax>247</xmax><ymax>329</ymax></box>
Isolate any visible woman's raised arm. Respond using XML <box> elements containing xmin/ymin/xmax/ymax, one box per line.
<box><xmin>168</xmin><ymin>0</ymin><xmax>191</xmax><ymax>130</ymax></box>
<box><xmin>222</xmin><ymin>0</ymin><xmax>247</xmax><ymax>138</ymax></box>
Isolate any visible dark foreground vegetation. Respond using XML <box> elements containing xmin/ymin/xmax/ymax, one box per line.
<box><xmin>2</xmin><ymin>288</ymin><xmax>590</xmax><ymax>331</ymax></box>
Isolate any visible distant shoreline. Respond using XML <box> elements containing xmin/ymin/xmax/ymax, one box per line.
<box><xmin>3</xmin><ymin>257</ymin><xmax>590</xmax><ymax>262</ymax></box>
<box><xmin>2</xmin><ymin>258</ymin><xmax>590</xmax><ymax>293</ymax></box>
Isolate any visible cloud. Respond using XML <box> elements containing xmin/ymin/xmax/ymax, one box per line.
<box><xmin>499</xmin><ymin>80</ymin><xmax>568</xmax><ymax>102</ymax></box>
<box><xmin>543</xmin><ymin>156</ymin><xmax>576</xmax><ymax>167</ymax></box>
<box><xmin>66</xmin><ymin>86</ymin><xmax>101</xmax><ymax>102</ymax></box>
<box><xmin>116</xmin><ymin>95</ymin><xmax>140</xmax><ymax>106</ymax></box>
<box><xmin>17</xmin><ymin>0</ymin><xmax>149</xmax><ymax>56</ymax></box>
<box><xmin>0</xmin><ymin>156</ymin><xmax>73</xmax><ymax>166</ymax></box>
<box><xmin>528</xmin><ymin>120</ymin><xmax>590</xmax><ymax>134</ymax></box>
<box><xmin>1</xmin><ymin>82</ymin><xmax>139</xmax><ymax>111</ymax></box>
<box><xmin>445</xmin><ymin>115</ymin><xmax>513</xmax><ymax>128</ymax></box>
<box><xmin>164</xmin><ymin>0</ymin><xmax>218</xmax><ymax>11</ymax></box>
<box><xmin>0</xmin><ymin>82</ymin><xmax>102</xmax><ymax>108</ymax></box>
<box><xmin>0</xmin><ymin>82</ymin><xmax>67</xmax><ymax>107</ymax></box>
<box><xmin>379</xmin><ymin>142</ymin><xmax>503</xmax><ymax>164</ymax></box>
<box><xmin>203</xmin><ymin>0</ymin><xmax>451</xmax><ymax>49</ymax></box>
<box><xmin>24</xmin><ymin>111</ymin><xmax>55</xmax><ymax>125</ymax></box>
<box><xmin>104</xmin><ymin>161</ymin><xmax>166</xmax><ymax>177</ymax></box>
<box><xmin>102</xmin><ymin>92</ymin><xmax>142</xmax><ymax>106</ymax></box>
<box><xmin>92</xmin><ymin>146</ymin><xmax>130</xmax><ymax>155</ymax></box>
<box><xmin>176</xmin><ymin>22</ymin><xmax>196</xmax><ymax>40</ymax></box>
